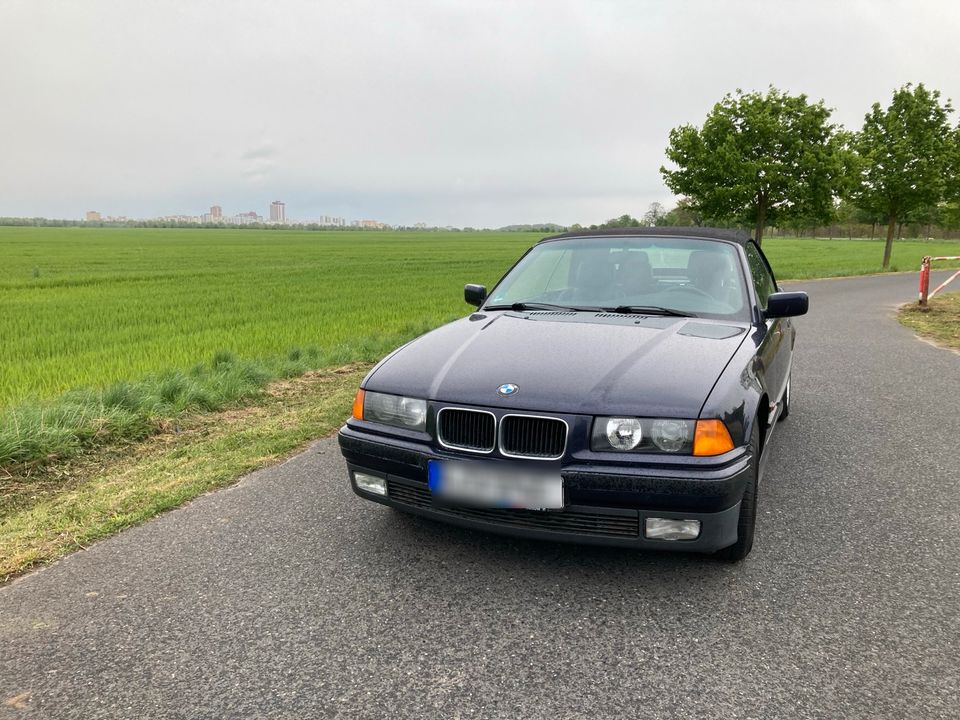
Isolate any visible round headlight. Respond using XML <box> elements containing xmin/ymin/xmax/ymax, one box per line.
<box><xmin>650</xmin><ymin>419</ymin><xmax>691</xmax><ymax>452</ymax></box>
<box><xmin>398</xmin><ymin>396</ymin><xmax>427</xmax><ymax>427</ymax></box>
<box><xmin>605</xmin><ymin>418</ymin><xmax>643</xmax><ymax>450</ymax></box>
<box><xmin>362</xmin><ymin>391</ymin><xmax>427</xmax><ymax>432</ymax></box>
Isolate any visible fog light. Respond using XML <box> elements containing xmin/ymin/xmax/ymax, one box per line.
<box><xmin>644</xmin><ymin>517</ymin><xmax>701</xmax><ymax>541</ymax></box>
<box><xmin>354</xmin><ymin>471</ymin><xmax>387</xmax><ymax>496</ymax></box>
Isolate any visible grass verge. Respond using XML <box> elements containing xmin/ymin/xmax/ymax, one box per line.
<box><xmin>0</xmin><ymin>320</ymin><xmax>440</xmax><ymax>468</ymax></box>
<box><xmin>898</xmin><ymin>292</ymin><xmax>960</xmax><ymax>351</ymax></box>
<box><xmin>0</xmin><ymin>364</ymin><xmax>368</xmax><ymax>582</ymax></box>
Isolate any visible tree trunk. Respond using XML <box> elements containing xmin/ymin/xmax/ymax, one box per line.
<box><xmin>882</xmin><ymin>214</ymin><xmax>896</xmax><ymax>270</ymax></box>
<box><xmin>897</xmin><ymin>221</ymin><xmax>904</xmax><ymax>240</ymax></box>
<box><xmin>754</xmin><ymin>202</ymin><xmax>766</xmax><ymax>246</ymax></box>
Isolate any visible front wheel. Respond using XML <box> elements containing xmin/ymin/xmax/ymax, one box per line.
<box><xmin>714</xmin><ymin>422</ymin><xmax>760</xmax><ymax>562</ymax></box>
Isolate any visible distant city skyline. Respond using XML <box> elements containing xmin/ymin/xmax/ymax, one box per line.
<box><xmin>78</xmin><ymin>200</ymin><xmax>393</xmax><ymax>229</ymax></box>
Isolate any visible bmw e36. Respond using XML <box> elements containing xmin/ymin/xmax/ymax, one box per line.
<box><xmin>338</xmin><ymin>227</ymin><xmax>808</xmax><ymax>561</ymax></box>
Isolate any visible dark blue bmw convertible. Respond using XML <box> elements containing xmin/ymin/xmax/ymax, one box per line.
<box><xmin>338</xmin><ymin>227</ymin><xmax>808</xmax><ymax>561</ymax></box>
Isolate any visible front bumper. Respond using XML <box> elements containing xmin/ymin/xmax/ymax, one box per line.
<box><xmin>338</xmin><ymin>424</ymin><xmax>751</xmax><ymax>553</ymax></box>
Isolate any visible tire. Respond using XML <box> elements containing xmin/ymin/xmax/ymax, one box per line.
<box><xmin>778</xmin><ymin>373</ymin><xmax>791</xmax><ymax>421</ymax></box>
<box><xmin>714</xmin><ymin>421</ymin><xmax>760</xmax><ymax>562</ymax></box>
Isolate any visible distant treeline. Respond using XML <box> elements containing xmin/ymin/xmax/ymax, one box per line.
<box><xmin>582</xmin><ymin>201</ymin><xmax>960</xmax><ymax>241</ymax></box>
<box><xmin>0</xmin><ymin>217</ymin><xmax>573</xmax><ymax>234</ymax></box>
<box><xmin>4</xmin><ymin>215</ymin><xmax>959</xmax><ymax>240</ymax></box>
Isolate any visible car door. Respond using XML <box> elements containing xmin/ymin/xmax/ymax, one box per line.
<box><xmin>744</xmin><ymin>241</ymin><xmax>789</xmax><ymax>424</ymax></box>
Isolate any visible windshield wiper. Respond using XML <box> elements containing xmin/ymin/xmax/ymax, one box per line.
<box><xmin>602</xmin><ymin>305</ymin><xmax>697</xmax><ymax>318</ymax></box>
<box><xmin>484</xmin><ymin>302</ymin><xmax>601</xmax><ymax>312</ymax></box>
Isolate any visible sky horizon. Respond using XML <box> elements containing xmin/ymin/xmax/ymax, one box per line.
<box><xmin>3</xmin><ymin>1</ymin><xmax>959</xmax><ymax>227</ymax></box>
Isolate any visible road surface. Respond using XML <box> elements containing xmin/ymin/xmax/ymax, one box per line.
<box><xmin>2</xmin><ymin>272</ymin><xmax>958</xmax><ymax>719</ymax></box>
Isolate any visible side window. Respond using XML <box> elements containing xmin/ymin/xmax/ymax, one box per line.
<box><xmin>744</xmin><ymin>242</ymin><xmax>776</xmax><ymax>309</ymax></box>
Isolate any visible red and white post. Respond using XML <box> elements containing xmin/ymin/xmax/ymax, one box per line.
<box><xmin>919</xmin><ymin>256</ymin><xmax>931</xmax><ymax>307</ymax></box>
<box><xmin>919</xmin><ymin>255</ymin><xmax>960</xmax><ymax>308</ymax></box>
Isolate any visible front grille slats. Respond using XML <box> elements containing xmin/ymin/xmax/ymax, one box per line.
<box><xmin>436</xmin><ymin>407</ymin><xmax>567</xmax><ymax>459</ymax></box>
<box><xmin>387</xmin><ymin>480</ymin><xmax>638</xmax><ymax>538</ymax></box>
<box><xmin>500</xmin><ymin>415</ymin><xmax>566</xmax><ymax>459</ymax></box>
<box><xmin>437</xmin><ymin>408</ymin><xmax>495</xmax><ymax>452</ymax></box>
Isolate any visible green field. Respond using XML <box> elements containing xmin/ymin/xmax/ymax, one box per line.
<box><xmin>2</xmin><ymin>226</ymin><xmax>959</xmax><ymax>408</ymax></box>
<box><xmin>0</xmin><ymin>227</ymin><xmax>533</xmax><ymax>406</ymax></box>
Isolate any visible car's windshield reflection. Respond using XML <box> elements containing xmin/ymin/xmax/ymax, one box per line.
<box><xmin>486</xmin><ymin>237</ymin><xmax>748</xmax><ymax>321</ymax></box>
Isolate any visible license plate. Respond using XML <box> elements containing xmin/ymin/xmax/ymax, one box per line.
<box><xmin>427</xmin><ymin>459</ymin><xmax>563</xmax><ymax>510</ymax></box>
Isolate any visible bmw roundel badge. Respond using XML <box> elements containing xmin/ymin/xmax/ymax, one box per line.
<box><xmin>497</xmin><ymin>383</ymin><xmax>519</xmax><ymax>397</ymax></box>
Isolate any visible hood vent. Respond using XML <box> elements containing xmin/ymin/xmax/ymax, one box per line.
<box><xmin>526</xmin><ymin>311</ymin><xmax>577</xmax><ymax>316</ymax></box>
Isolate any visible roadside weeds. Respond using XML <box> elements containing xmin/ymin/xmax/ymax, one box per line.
<box><xmin>897</xmin><ymin>292</ymin><xmax>960</xmax><ymax>353</ymax></box>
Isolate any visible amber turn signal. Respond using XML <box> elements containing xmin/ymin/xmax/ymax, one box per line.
<box><xmin>352</xmin><ymin>388</ymin><xmax>365</xmax><ymax>420</ymax></box>
<box><xmin>692</xmin><ymin>419</ymin><xmax>734</xmax><ymax>456</ymax></box>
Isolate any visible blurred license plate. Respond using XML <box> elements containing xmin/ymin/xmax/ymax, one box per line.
<box><xmin>427</xmin><ymin>460</ymin><xmax>562</xmax><ymax>510</ymax></box>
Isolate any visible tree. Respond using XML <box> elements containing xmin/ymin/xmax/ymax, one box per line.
<box><xmin>941</xmin><ymin>201</ymin><xmax>960</xmax><ymax>239</ymax></box>
<box><xmin>850</xmin><ymin>83</ymin><xmax>955</xmax><ymax>268</ymax></box>
<box><xmin>660</xmin><ymin>87</ymin><xmax>849</xmax><ymax>245</ymax></box>
<box><xmin>643</xmin><ymin>202</ymin><xmax>667</xmax><ymax>226</ymax></box>
<box><xmin>661</xmin><ymin>198</ymin><xmax>704</xmax><ymax>227</ymax></box>
<box><xmin>599</xmin><ymin>214</ymin><xmax>642</xmax><ymax>228</ymax></box>
<box><xmin>903</xmin><ymin>204</ymin><xmax>942</xmax><ymax>239</ymax></box>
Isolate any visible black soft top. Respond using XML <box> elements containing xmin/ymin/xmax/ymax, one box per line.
<box><xmin>540</xmin><ymin>227</ymin><xmax>752</xmax><ymax>245</ymax></box>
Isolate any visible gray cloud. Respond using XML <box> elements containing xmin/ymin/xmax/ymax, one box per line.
<box><xmin>2</xmin><ymin>0</ymin><xmax>958</xmax><ymax>226</ymax></box>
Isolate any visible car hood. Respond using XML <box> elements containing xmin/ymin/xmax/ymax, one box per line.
<box><xmin>364</xmin><ymin>311</ymin><xmax>749</xmax><ymax>418</ymax></box>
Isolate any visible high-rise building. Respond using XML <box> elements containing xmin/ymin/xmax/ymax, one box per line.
<box><xmin>270</xmin><ymin>201</ymin><xmax>286</xmax><ymax>223</ymax></box>
<box><xmin>210</xmin><ymin>205</ymin><xmax>223</xmax><ymax>220</ymax></box>
<box><xmin>231</xmin><ymin>211</ymin><xmax>262</xmax><ymax>225</ymax></box>
<box><xmin>85</xmin><ymin>211</ymin><xmax>101</xmax><ymax>222</ymax></box>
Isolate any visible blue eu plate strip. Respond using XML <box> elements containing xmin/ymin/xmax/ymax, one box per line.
<box><xmin>427</xmin><ymin>460</ymin><xmax>442</xmax><ymax>492</ymax></box>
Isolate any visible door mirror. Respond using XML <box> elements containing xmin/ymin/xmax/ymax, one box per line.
<box><xmin>765</xmin><ymin>291</ymin><xmax>808</xmax><ymax>318</ymax></box>
<box><xmin>464</xmin><ymin>283</ymin><xmax>487</xmax><ymax>307</ymax></box>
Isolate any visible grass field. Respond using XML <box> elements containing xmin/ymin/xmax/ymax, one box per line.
<box><xmin>0</xmin><ymin>227</ymin><xmax>533</xmax><ymax>407</ymax></box>
<box><xmin>3</xmin><ymin>226</ymin><xmax>959</xmax><ymax>409</ymax></box>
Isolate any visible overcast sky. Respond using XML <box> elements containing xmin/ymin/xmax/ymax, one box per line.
<box><xmin>2</xmin><ymin>0</ymin><xmax>959</xmax><ymax>227</ymax></box>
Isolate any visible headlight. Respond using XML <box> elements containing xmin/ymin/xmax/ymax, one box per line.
<box><xmin>650</xmin><ymin>418</ymin><xmax>692</xmax><ymax>452</ymax></box>
<box><xmin>591</xmin><ymin>417</ymin><xmax>695</xmax><ymax>453</ymax></box>
<box><xmin>359</xmin><ymin>390</ymin><xmax>427</xmax><ymax>432</ymax></box>
<box><xmin>604</xmin><ymin>417</ymin><xmax>643</xmax><ymax>450</ymax></box>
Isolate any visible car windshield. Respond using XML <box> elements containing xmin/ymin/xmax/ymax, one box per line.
<box><xmin>485</xmin><ymin>236</ymin><xmax>748</xmax><ymax>320</ymax></box>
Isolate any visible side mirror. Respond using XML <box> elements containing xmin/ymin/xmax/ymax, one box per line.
<box><xmin>464</xmin><ymin>283</ymin><xmax>487</xmax><ymax>307</ymax></box>
<box><xmin>765</xmin><ymin>291</ymin><xmax>808</xmax><ymax>318</ymax></box>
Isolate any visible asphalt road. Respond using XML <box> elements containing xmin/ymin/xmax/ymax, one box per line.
<box><xmin>2</xmin><ymin>272</ymin><xmax>959</xmax><ymax>720</ymax></box>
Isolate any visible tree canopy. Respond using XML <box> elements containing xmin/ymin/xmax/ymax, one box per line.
<box><xmin>660</xmin><ymin>87</ymin><xmax>850</xmax><ymax>244</ymax></box>
<box><xmin>851</xmin><ymin>83</ymin><xmax>956</xmax><ymax>267</ymax></box>
<box><xmin>598</xmin><ymin>214</ymin><xmax>642</xmax><ymax>229</ymax></box>
<box><xmin>643</xmin><ymin>202</ymin><xmax>667</xmax><ymax>226</ymax></box>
